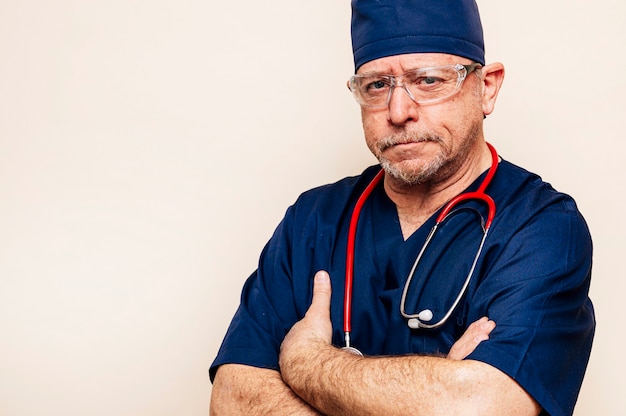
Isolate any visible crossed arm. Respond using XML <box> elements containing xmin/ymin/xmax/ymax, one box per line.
<box><xmin>210</xmin><ymin>271</ymin><xmax>541</xmax><ymax>415</ymax></box>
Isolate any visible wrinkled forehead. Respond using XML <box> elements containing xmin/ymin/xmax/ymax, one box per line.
<box><xmin>356</xmin><ymin>53</ymin><xmax>472</xmax><ymax>75</ymax></box>
<box><xmin>351</xmin><ymin>0</ymin><xmax>485</xmax><ymax>71</ymax></box>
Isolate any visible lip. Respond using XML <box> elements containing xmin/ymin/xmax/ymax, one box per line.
<box><xmin>395</xmin><ymin>141</ymin><xmax>423</xmax><ymax>147</ymax></box>
<box><xmin>379</xmin><ymin>141</ymin><xmax>439</xmax><ymax>163</ymax></box>
<box><xmin>384</xmin><ymin>140</ymin><xmax>429</xmax><ymax>152</ymax></box>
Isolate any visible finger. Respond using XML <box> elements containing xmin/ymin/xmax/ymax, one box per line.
<box><xmin>306</xmin><ymin>270</ymin><xmax>332</xmax><ymax>319</ymax></box>
<box><xmin>447</xmin><ymin>317</ymin><xmax>496</xmax><ymax>360</ymax></box>
<box><xmin>475</xmin><ymin>317</ymin><xmax>496</xmax><ymax>341</ymax></box>
<box><xmin>467</xmin><ymin>317</ymin><xmax>495</xmax><ymax>341</ymax></box>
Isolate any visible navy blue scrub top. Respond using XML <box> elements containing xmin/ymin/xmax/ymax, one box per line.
<box><xmin>210</xmin><ymin>159</ymin><xmax>595</xmax><ymax>416</ymax></box>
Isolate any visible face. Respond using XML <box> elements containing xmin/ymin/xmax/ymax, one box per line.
<box><xmin>357</xmin><ymin>53</ymin><xmax>486</xmax><ymax>186</ymax></box>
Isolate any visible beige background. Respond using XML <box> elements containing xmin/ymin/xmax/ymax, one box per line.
<box><xmin>0</xmin><ymin>1</ymin><xmax>623</xmax><ymax>415</ymax></box>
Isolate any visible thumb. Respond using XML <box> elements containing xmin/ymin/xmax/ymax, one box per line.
<box><xmin>307</xmin><ymin>270</ymin><xmax>332</xmax><ymax>319</ymax></box>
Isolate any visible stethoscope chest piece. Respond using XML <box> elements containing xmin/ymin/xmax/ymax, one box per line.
<box><xmin>341</xmin><ymin>346</ymin><xmax>364</xmax><ymax>356</ymax></box>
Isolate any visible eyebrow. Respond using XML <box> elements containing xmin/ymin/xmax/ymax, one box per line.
<box><xmin>356</xmin><ymin>65</ymin><xmax>448</xmax><ymax>77</ymax></box>
<box><xmin>356</xmin><ymin>63</ymin><xmax>480</xmax><ymax>78</ymax></box>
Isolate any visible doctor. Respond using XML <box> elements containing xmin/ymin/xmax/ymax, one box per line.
<box><xmin>210</xmin><ymin>1</ymin><xmax>594</xmax><ymax>415</ymax></box>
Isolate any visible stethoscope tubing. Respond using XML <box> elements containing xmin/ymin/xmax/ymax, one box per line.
<box><xmin>343</xmin><ymin>168</ymin><xmax>384</xmax><ymax>350</ymax></box>
<box><xmin>342</xmin><ymin>143</ymin><xmax>498</xmax><ymax>351</ymax></box>
<box><xmin>400</xmin><ymin>225</ymin><xmax>491</xmax><ymax>329</ymax></box>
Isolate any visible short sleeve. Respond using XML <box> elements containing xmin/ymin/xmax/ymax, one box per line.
<box><xmin>467</xmin><ymin>199</ymin><xmax>595</xmax><ymax>416</ymax></box>
<box><xmin>209</xmin><ymin>205</ymin><xmax>309</xmax><ymax>382</ymax></box>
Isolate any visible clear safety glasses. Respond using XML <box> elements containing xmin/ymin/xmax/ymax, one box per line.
<box><xmin>348</xmin><ymin>63</ymin><xmax>481</xmax><ymax>108</ymax></box>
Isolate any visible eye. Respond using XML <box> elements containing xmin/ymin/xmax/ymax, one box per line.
<box><xmin>415</xmin><ymin>76</ymin><xmax>445</xmax><ymax>88</ymax></box>
<box><xmin>365</xmin><ymin>79</ymin><xmax>389</xmax><ymax>92</ymax></box>
<box><xmin>422</xmin><ymin>77</ymin><xmax>440</xmax><ymax>85</ymax></box>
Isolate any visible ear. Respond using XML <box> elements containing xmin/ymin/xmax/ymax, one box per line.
<box><xmin>480</xmin><ymin>62</ymin><xmax>505</xmax><ymax>116</ymax></box>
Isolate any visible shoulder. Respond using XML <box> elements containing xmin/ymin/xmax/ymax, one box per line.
<box><xmin>486</xmin><ymin>159</ymin><xmax>592</xmax><ymax>284</ymax></box>
<box><xmin>265</xmin><ymin>165</ymin><xmax>382</xmax><ymax>252</ymax></box>
<box><xmin>492</xmin><ymin>160</ymin><xmax>588</xmax><ymax>230</ymax></box>
<box><xmin>288</xmin><ymin>165</ymin><xmax>382</xmax><ymax>219</ymax></box>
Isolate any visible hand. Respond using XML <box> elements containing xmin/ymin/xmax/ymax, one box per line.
<box><xmin>279</xmin><ymin>270</ymin><xmax>494</xmax><ymax>373</ymax></box>
<box><xmin>447</xmin><ymin>316</ymin><xmax>495</xmax><ymax>360</ymax></box>
<box><xmin>280</xmin><ymin>271</ymin><xmax>334</xmax><ymax>373</ymax></box>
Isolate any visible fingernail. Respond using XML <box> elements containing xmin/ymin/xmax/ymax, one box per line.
<box><xmin>316</xmin><ymin>271</ymin><xmax>330</xmax><ymax>283</ymax></box>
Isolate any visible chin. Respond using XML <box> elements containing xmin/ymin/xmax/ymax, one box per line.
<box><xmin>380</xmin><ymin>157</ymin><xmax>446</xmax><ymax>185</ymax></box>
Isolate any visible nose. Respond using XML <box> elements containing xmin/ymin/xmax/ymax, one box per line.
<box><xmin>387</xmin><ymin>84</ymin><xmax>420</xmax><ymax>126</ymax></box>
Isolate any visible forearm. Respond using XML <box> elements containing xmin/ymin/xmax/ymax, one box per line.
<box><xmin>281</xmin><ymin>343</ymin><xmax>540</xmax><ymax>416</ymax></box>
<box><xmin>278</xmin><ymin>272</ymin><xmax>539</xmax><ymax>415</ymax></box>
<box><xmin>210</xmin><ymin>364</ymin><xmax>323</xmax><ymax>416</ymax></box>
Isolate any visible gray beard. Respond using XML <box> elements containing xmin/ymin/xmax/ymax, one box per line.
<box><xmin>376</xmin><ymin>133</ymin><xmax>447</xmax><ymax>185</ymax></box>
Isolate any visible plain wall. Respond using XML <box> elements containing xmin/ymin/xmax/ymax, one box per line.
<box><xmin>0</xmin><ymin>1</ymin><xmax>623</xmax><ymax>415</ymax></box>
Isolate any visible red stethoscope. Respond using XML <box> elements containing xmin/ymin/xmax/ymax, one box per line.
<box><xmin>342</xmin><ymin>143</ymin><xmax>499</xmax><ymax>355</ymax></box>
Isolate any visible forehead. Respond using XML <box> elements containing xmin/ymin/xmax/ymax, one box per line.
<box><xmin>357</xmin><ymin>53</ymin><xmax>471</xmax><ymax>74</ymax></box>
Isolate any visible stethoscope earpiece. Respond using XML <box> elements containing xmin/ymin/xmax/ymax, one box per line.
<box><xmin>418</xmin><ymin>309</ymin><xmax>434</xmax><ymax>322</ymax></box>
<box><xmin>407</xmin><ymin>309</ymin><xmax>434</xmax><ymax>329</ymax></box>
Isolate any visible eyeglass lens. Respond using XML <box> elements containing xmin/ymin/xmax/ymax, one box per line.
<box><xmin>351</xmin><ymin>64</ymin><xmax>476</xmax><ymax>107</ymax></box>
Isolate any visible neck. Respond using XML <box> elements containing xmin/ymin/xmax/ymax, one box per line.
<box><xmin>384</xmin><ymin>142</ymin><xmax>494</xmax><ymax>239</ymax></box>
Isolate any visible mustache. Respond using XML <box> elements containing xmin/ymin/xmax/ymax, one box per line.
<box><xmin>377</xmin><ymin>132</ymin><xmax>443</xmax><ymax>152</ymax></box>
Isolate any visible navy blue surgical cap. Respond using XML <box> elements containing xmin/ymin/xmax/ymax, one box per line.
<box><xmin>351</xmin><ymin>0</ymin><xmax>485</xmax><ymax>71</ymax></box>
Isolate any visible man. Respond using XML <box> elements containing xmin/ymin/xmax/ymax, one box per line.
<box><xmin>209</xmin><ymin>1</ymin><xmax>595</xmax><ymax>415</ymax></box>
